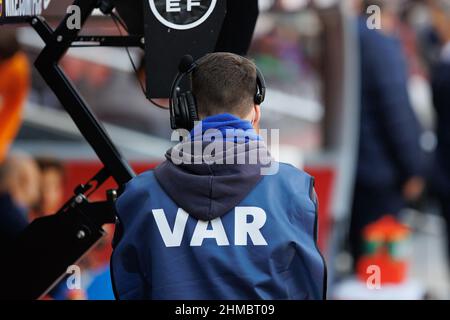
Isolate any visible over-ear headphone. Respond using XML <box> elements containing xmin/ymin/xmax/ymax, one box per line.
<box><xmin>169</xmin><ymin>54</ymin><xmax>266</xmax><ymax>131</ymax></box>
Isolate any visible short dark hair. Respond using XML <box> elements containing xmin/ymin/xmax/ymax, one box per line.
<box><xmin>192</xmin><ymin>52</ymin><xmax>258</xmax><ymax>118</ymax></box>
<box><xmin>0</xmin><ymin>29</ymin><xmax>20</xmax><ymax>61</ymax></box>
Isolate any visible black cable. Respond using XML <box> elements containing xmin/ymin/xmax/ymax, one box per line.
<box><xmin>111</xmin><ymin>13</ymin><xmax>145</xmax><ymax>92</ymax></box>
<box><xmin>148</xmin><ymin>98</ymin><xmax>169</xmax><ymax>109</ymax></box>
<box><xmin>111</xmin><ymin>10</ymin><xmax>129</xmax><ymax>33</ymax></box>
<box><xmin>110</xmin><ymin>12</ymin><xmax>168</xmax><ymax>110</ymax></box>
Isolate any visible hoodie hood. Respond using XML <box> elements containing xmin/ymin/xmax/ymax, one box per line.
<box><xmin>154</xmin><ymin>140</ymin><xmax>272</xmax><ymax>221</ymax></box>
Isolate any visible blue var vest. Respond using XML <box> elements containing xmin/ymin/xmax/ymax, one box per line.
<box><xmin>111</xmin><ymin>163</ymin><xmax>327</xmax><ymax>300</ymax></box>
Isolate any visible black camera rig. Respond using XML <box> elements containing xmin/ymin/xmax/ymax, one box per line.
<box><xmin>0</xmin><ymin>0</ymin><xmax>141</xmax><ymax>299</ymax></box>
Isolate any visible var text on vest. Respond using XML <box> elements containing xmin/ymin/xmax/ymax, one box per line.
<box><xmin>152</xmin><ymin>207</ymin><xmax>268</xmax><ymax>247</ymax></box>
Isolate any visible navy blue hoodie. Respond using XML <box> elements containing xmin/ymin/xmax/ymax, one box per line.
<box><xmin>111</xmin><ymin>117</ymin><xmax>326</xmax><ymax>300</ymax></box>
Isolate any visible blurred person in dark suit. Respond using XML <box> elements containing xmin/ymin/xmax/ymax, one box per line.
<box><xmin>429</xmin><ymin>0</ymin><xmax>450</xmax><ymax>260</ymax></box>
<box><xmin>350</xmin><ymin>0</ymin><xmax>426</xmax><ymax>263</ymax></box>
<box><xmin>0</xmin><ymin>154</ymin><xmax>40</xmax><ymax>243</ymax></box>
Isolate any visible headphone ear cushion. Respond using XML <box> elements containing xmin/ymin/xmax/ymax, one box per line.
<box><xmin>177</xmin><ymin>94</ymin><xmax>189</xmax><ymax>130</ymax></box>
<box><xmin>170</xmin><ymin>94</ymin><xmax>182</xmax><ymax>130</ymax></box>
<box><xmin>185</xmin><ymin>92</ymin><xmax>199</xmax><ymax>123</ymax></box>
<box><xmin>254</xmin><ymin>94</ymin><xmax>263</xmax><ymax>105</ymax></box>
<box><xmin>177</xmin><ymin>92</ymin><xmax>198</xmax><ymax>130</ymax></box>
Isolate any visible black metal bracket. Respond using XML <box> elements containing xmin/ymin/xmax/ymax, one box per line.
<box><xmin>73</xmin><ymin>35</ymin><xmax>145</xmax><ymax>48</ymax></box>
<box><xmin>0</xmin><ymin>187</ymin><xmax>118</xmax><ymax>300</ymax></box>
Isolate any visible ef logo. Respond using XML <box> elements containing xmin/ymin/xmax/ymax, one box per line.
<box><xmin>166</xmin><ymin>0</ymin><xmax>200</xmax><ymax>12</ymax></box>
<box><xmin>149</xmin><ymin>0</ymin><xmax>217</xmax><ymax>30</ymax></box>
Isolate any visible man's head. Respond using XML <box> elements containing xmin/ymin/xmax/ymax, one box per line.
<box><xmin>0</xmin><ymin>153</ymin><xmax>41</xmax><ymax>209</ymax></box>
<box><xmin>35</xmin><ymin>157</ymin><xmax>65</xmax><ymax>216</ymax></box>
<box><xmin>192</xmin><ymin>52</ymin><xmax>261</xmax><ymax>128</ymax></box>
<box><xmin>0</xmin><ymin>29</ymin><xmax>20</xmax><ymax>63</ymax></box>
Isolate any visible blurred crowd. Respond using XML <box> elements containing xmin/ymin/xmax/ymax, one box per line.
<box><xmin>1</xmin><ymin>0</ymin><xmax>450</xmax><ymax>299</ymax></box>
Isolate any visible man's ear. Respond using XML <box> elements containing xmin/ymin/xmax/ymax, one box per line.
<box><xmin>252</xmin><ymin>104</ymin><xmax>261</xmax><ymax>131</ymax></box>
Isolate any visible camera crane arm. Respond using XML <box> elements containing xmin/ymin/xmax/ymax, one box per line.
<box><xmin>0</xmin><ymin>0</ymin><xmax>143</xmax><ymax>300</ymax></box>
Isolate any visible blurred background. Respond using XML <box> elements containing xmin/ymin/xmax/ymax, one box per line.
<box><xmin>1</xmin><ymin>0</ymin><xmax>450</xmax><ymax>299</ymax></box>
